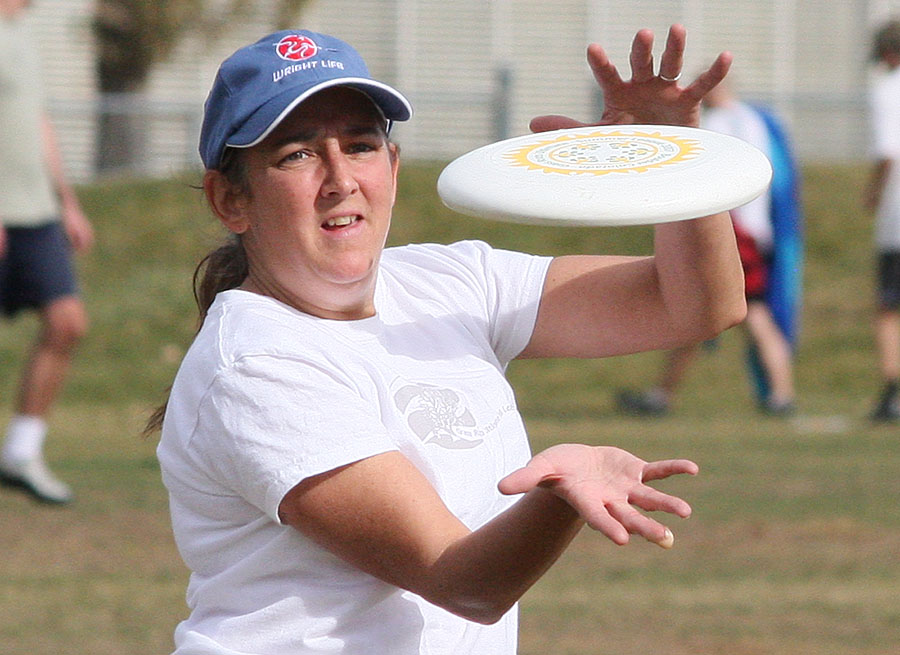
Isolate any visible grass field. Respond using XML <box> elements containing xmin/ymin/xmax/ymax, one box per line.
<box><xmin>1</xmin><ymin>161</ymin><xmax>898</xmax><ymax>654</ymax></box>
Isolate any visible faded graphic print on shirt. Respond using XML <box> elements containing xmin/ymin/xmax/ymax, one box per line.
<box><xmin>393</xmin><ymin>383</ymin><xmax>514</xmax><ymax>449</ymax></box>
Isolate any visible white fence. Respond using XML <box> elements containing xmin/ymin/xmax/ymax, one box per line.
<box><xmin>29</xmin><ymin>0</ymin><xmax>900</xmax><ymax>182</ymax></box>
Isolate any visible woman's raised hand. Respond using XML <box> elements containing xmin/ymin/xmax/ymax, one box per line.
<box><xmin>530</xmin><ymin>24</ymin><xmax>732</xmax><ymax>133</ymax></box>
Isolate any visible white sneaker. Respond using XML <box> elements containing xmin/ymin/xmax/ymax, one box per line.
<box><xmin>0</xmin><ymin>457</ymin><xmax>74</xmax><ymax>504</ymax></box>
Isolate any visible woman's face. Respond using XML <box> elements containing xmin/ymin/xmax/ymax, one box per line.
<box><xmin>216</xmin><ymin>87</ymin><xmax>400</xmax><ymax>319</ymax></box>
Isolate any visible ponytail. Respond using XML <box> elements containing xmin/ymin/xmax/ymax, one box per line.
<box><xmin>193</xmin><ymin>148</ymin><xmax>251</xmax><ymax>327</ymax></box>
<box><xmin>143</xmin><ymin>235</ymin><xmax>249</xmax><ymax>436</ymax></box>
<box><xmin>193</xmin><ymin>235</ymin><xmax>249</xmax><ymax>327</ymax></box>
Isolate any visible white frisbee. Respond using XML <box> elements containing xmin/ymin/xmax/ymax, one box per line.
<box><xmin>437</xmin><ymin>125</ymin><xmax>773</xmax><ymax>227</ymax></box>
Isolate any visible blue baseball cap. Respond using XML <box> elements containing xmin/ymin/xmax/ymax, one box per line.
<box><xmin>199</xmin><ymin>30</ymin><xmax>413</xmax><ymax>170</ymax></box>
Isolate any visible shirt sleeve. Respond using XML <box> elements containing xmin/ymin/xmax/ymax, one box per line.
<box><xmin>191</xmin><ymin>354</ymin><xmax>397</xmax><ymax>524</ymax></box>
<box><xmin>475</xmin><ymin>243</ymin><xmax>553</xmax><ymax>365</ymax></box>
<box><xmin>400</xmin><ymin>241</ymin><xmax>552</xmax><ymax>367</ymax></box>
<box><xmin>871</xmin><ymin>78</ymin><xmax>900</xmax><ymax>159</ymax></box>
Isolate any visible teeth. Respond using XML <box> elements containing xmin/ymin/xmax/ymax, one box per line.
<box><xmin>326</xmin><ymin>216</ymin><xmax>356</xmax><ymax>227</ymax></box>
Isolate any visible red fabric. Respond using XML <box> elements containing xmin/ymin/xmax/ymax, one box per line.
<box><xmin>732</xmin><ymin>220</ymin><xmax>768</xmax><ymax>298</ymax></box>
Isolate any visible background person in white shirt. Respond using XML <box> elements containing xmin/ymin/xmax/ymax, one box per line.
<box><xmin>865</xmin><ymin>19</ymin><xmax>900</xmax><ymax>422</ymax></box>
<box><xmin>616</xmin><ymin>79</ymin><xmax>802</xmax><ymax>418</ymax></box>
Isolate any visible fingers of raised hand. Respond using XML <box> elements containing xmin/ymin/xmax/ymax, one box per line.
<box><xmin>628</xmin><ymin>29</ymin><xmax>656</xmax><ymax>83</ymax></box>
<box><xmin>682</xmin><ymin>50</ymin><xmax>733</xmax><ymax>102</ymax></box>
<box><xmin>657</xmin><ymin>24</ymin><xmax>686</xmax><ymax>82</ymax></box>
<box><xmin>585</xmin><ymin>42</ymin><xmax>625</xmax><ymax>102</ymax></box>
<box><xmin>529</xmin><ymin>114</ymin><xmax>590</xmax><ymax>134</ymax></box>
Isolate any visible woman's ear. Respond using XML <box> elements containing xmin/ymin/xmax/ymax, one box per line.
<box><xmin>204</xmin><ymin>170</ymin><xmax>250</xmax><ymax>234</ymax></box>
<box><xmin>389</xmin><ymin>142</ymin><xmax>400</xmax><ymax>206</ymax></box>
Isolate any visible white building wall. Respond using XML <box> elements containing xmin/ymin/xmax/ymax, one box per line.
<box><xmin>24</xmin><ymin>0</ymin><xmax>900</xmax><ymax>181</ymax></box>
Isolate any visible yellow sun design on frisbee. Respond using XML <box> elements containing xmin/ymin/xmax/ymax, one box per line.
<box><xmin>502</xmin><ymin>129</ymin><xmax>703</xmax><ymax>176</ymax></box>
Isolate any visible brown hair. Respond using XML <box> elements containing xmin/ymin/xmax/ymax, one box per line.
<box><xmin>873</xmin><ymin>20</ymin><xmax>900</xmax><ymax>61</ymax></box>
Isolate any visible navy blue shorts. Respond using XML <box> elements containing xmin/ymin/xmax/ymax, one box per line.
<box><xmin>0</xmin><ymin>222</ymin><xmax>79</xmax><ymax>317</ymax></box>
<box><xmin>878</xmin><ymin>251</ymin><xmax>900</xmax><ymax>309</ymax></box>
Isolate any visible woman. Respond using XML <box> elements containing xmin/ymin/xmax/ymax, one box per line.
<box><xmin>155</xmin><ymin>25</ymin><xmax>744</xmax><ymax>654</ymax></box>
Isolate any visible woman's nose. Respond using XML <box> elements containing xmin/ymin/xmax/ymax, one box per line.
<box><xmin>320</xmin><ymin>148</ymin><xmax>358</xmax><ymax>198</ymax></box>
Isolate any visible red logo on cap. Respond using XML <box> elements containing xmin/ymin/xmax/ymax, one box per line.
<box><xmin>276</xmin><ymin>35</ymin><xmax>318</xmax><ymax>61</ymax></box>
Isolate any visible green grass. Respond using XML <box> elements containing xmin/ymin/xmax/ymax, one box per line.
<box><xmin>2</xmin><ymin>161</ymin><xmax>898</xmax><ymax>654</ymax></box>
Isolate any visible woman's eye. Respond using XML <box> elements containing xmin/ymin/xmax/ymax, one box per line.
<box><xmin>282</xmin><ymin>150</ymin><xmax>310</xmax><ymax>164</ymax></box>
<box><xmin>348</xmin><ymin>142</ymin><xmax>377</xmax><ymax>154</ymax></box>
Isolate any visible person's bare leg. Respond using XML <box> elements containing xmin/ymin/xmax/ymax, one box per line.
<box><xmin>875</xmin><ymin>308</ymin><xmax>900</xmax><ymax>381</ymax></box>
<box><xmin>871</xmin><ymin>308</ymin><xmax>900</xmax><ymax>420</ymax></box>
<box><xmin>15</xmin><ymin>296</ymin><xmax>88</xmax><ymax>416</ymax></box>
<box><xmin>1</xmin><ymin>296</ymin><xmax>87</xmax><ymax>503</ymax></box>
<box><xmin>742</xmin><ymin>301</ymin><xmax>794</xmax><ymax>408</ymax></box>
<box><xmin>656</xmin><ymin>345</ymin><xmax>701</xmax><ymax>400</ymax></box>
<box><xmin>616</xmin><ymin>345</ymin><xmax>700</xmax><ymax>415</ymax></box>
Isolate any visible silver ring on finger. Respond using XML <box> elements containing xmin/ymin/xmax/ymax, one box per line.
<box><xmin>659</xmin><ymin>71</ymin><xmax>682</xmax><ymax>83</ymax></box>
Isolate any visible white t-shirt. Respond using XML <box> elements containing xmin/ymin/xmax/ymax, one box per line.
<box><xmin>157</xmin><ymin>240</ymin><xmax>552</xmax><ymax>655</ymax></box>
<box><xmin>703</xmin><ymin>102</ymin><xmax>774</xmax><ymax>251</ymax></box>
<box><xmin>0</xmin><ymin>14</ymin><xmax>58</xmax><ymax>225</ymax></box>
<box><xmin>869</xmin><ymin>65</ymin><xmax>900</xmax><ymax>249</ymax></box>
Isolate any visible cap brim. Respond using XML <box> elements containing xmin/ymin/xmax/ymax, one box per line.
<box><xmin>226</xmin><ymin>78</ymin><xmax>412</xmax><ymax>150</ymax></box>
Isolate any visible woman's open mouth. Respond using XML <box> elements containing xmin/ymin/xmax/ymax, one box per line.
<box><xmin>323</xmin><ymin>215</ymin><xmax>360</xmax><ymax>229</ymax></box>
